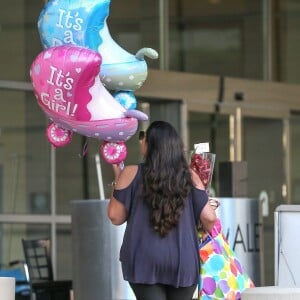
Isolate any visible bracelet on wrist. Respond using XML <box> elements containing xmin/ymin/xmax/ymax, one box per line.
<box><xmin>111</xmin><ymin>181</ymin><xmax>117</xmax><ymax>188</ymax></box>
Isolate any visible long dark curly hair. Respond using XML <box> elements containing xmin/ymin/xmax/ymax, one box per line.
<box><xmin>142</xmin><ymin>121</ymin><xmax>193</xmax><ymax>237</ymax></box>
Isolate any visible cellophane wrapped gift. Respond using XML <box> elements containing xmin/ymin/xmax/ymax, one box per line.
<box><xmin>190</xmin><ymin>143</ymin><xmax>216</xmax><ymax>195</ymax></box>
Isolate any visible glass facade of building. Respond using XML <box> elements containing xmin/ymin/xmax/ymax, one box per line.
<box><xmin>1</xmin><ymin>0</ymin><xmax>300</xmax><ymax>286</ymax></box>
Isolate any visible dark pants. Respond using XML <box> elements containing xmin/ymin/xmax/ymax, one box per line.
<box><xmin>130</xmin><ymin>283</ymin><xmax>197</xmax><ymax>300</ymax></box>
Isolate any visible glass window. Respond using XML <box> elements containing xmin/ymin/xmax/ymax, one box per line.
<box><xmin>109</xmin><ymin>0</ymin><xmax>160</xmax><ymax>70</ymax></box>
<box><xmin>0</xmin><ymin>90</ymin><xmax>50</xmax><ymax>214</ymax></box>
<box><xmin>244</xmin><ymin>117</ymin><xmax>284</xmax><ymax>286</ymax></box>
<box><xmin>57</xmin><ymin>224</ymin><xmax>72</xmax><ymax>279</ymax></box>
<box><xmin>277</xmin><ymin>0</ymin><xmax>300</xmax><ymax>83</ymax></box>
<box><xmin>169</xmin><ymin>0</ymin><xmax>263</xmax><ymax>79</ymax></box>
<box><xmin>0</xmin><ymin>1</ymin><xmax>44</xmax><ymax>81</ymax></box>
<box><xmin>0</xmin><ymin>223</ymin><xmax>50</xmax><ymax>268</ymax></box>
<box><xmin>290</xmin><ymin>113</ymin><xmax>300</xmax><ymax>203</ymax></box>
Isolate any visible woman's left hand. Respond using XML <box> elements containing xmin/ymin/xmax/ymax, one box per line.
<box><xmin>209</xmin><ymin>198</ymin><xmax>220</xmax><ymax>210</ymax></box>
<box><xmin>111</xmin><ymin>163</ymin><xmax>124</xmax><ymax>182</ymax></box>
<box><xmin>190</xmin><ymin>168</ymin><xmax>205</xmax><ymax>190</ymax></box>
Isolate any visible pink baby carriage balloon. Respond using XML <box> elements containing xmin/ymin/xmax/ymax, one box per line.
<box><xmin>30</xmin><ymin>45</ymin><xmax>147</xmax><ymax>163</ymax></box>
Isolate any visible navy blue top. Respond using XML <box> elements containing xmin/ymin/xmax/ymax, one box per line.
<box><xmin>113</xmin><ymin>164</ymin><xmax>208</xmax><ymax>287</ymax></box>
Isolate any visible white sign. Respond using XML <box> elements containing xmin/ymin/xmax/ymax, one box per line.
<box><xmin>194</xmin><ymin>142</ymin><xmax>210</xmax><ymax>153</ymax></box>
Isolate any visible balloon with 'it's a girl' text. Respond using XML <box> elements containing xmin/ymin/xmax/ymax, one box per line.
<box><xmin>30</xmin><ymin>45</ymin><xmax>146</xmax><ymax>148</ymax></box>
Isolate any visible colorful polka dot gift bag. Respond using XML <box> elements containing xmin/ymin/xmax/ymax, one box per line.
<box><xmin>198</xmin><ymin>220</ymin><xmax>255</xmax><ymax>300</ymax></box>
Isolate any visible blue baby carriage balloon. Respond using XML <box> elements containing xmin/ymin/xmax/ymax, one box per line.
<box><xmin>38</xmin><ymin>0</ymin><xmax>158</xmax><ymax>91</ymax></box>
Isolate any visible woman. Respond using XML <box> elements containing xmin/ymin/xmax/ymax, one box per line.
<box><xmin>108</xmin><ymin>121</ymin><xmax>216</xmax><ymax>300</ymax></box>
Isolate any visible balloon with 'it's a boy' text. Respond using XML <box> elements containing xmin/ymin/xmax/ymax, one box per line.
<box><xmin>38</xmin><ymin>0</ymin><xmax>158</xmax><ymax>91</ymax></box>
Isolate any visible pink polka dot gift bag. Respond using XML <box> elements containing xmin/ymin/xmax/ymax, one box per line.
<box><xmin>198</xmin><ymin>219</ymin><xmax>255</xmax><ymax>300</ymax></box>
